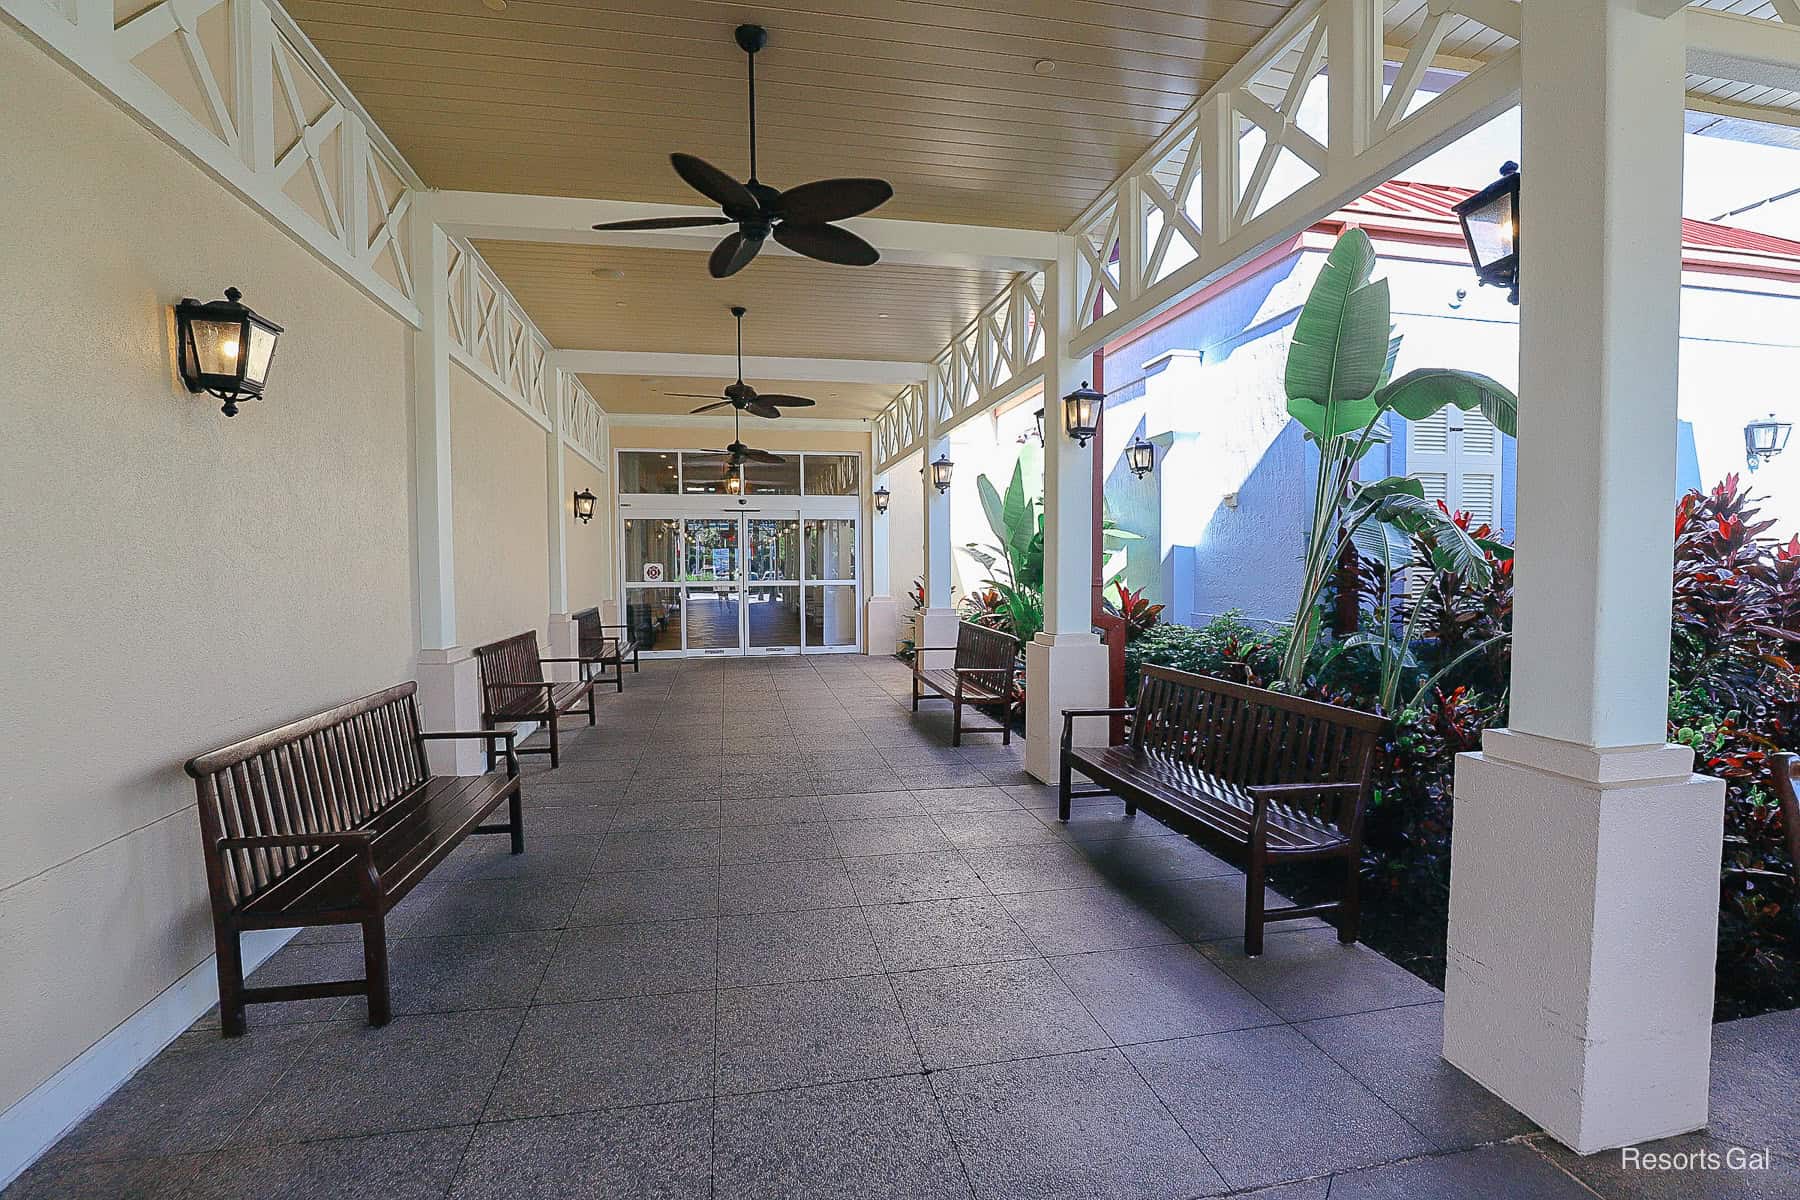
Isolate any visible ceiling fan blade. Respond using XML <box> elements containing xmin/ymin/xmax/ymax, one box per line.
<box><xmin>667</xmin><ymin>392</ymin><xmax>730</xmax><ymax>399</ymax></box>
<box><xmin>591</xmin><ymin>215</ymin><xmax>733</xmax><ymax>231</ymax></box>
<box><xmin>689</xmin><ymin>399</ymin><xmax>734</xmax><ymax>414</ymax></box>
<box><xmin>745</xmin><ymin>400</ymin><xmax>782</xmax><ymax>419</ymax></box>
<box><xmin>779</xmin><ymin>178</ymin><xmax>894</xmax><ymax>225</ymax></box>
<box><xmin>742</xmin><ymin>448</ymin><xmax>786</xmax><ymax>464</ymax></box>
<box><xmin>756</xmin><ymin>394</ymin><xmax>816</xmax><ymax>408</ymax></box>
<box><xmin>670</xmin><ymin>153</ymin><xmax>757</xmax><ymax>214</ymax></box>
<box><xmin>710</xmin><ymin>231</ymin><xmax>765</xmax><ymax>278</ymax></box>
<box><xmin>773</xmin><ymin>222</ymin><xmax>879</xmax><ymax>267</ymax></box>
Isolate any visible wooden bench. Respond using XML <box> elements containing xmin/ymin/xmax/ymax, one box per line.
<box><xmin>185</xmin><ymin>682</ymin><xmax>521</xmax><ymax>1035</ymax></box>
<box><xmin>912</xmin><ymin>620</ymin><xmax>1020</xmax><ymax>746</ymax></box>
<box><xmin>1059</xmin><ymin>665</ymin><xmax>1384</xmax><ymax>955</ymax></box>
<box><xmin>1759</xmin><ymin>752</ymin><xmax>1800</xmax><ymax>908</ymax></box>
<box><xmin>473</xmin><ymin>630</ymin><xmax>599</xmax><ymax>768</ymax></box>
<box><xmin>572</xmin><ymin>605</ymin><xmax>638</xmax><ymax>693</ymax></box>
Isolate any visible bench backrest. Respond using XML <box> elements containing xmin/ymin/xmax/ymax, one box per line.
<box><xmin>1134</xmin><ymin>665</ymin><xmax>1384</xmax><ymax>794</ymax></box>
<box><xmin>956</xmin><ymin>621</ymin><xmax>1018</xmax><ymax>673</ymax></box>
<box><xmin>571</xmin><ymin>606</ymin><xmax>605</xmax><ymax>660</ymax></box>
<box><xmin>473</xmin><ymin>631</ymin><xmax>546</xmax><ymax>717</ymax></box>
<box><xmin>184</xmin><ymin>683</ymin><xmax>428</xmax><ymax>909</ymax></box>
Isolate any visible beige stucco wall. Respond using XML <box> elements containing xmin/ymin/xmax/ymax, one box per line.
<box><xmin>564</xmin><ymin>448</ymin><xmax>612</xmax><ymax>612</ymax></box>
<box><xmin>450</xmin><ymin>364</ymin><xmax>551</xmax><ymax>650</ymax></box>
<box><xmin>0</xmin><ymin>27</ymin><xmax>416</xmax><ymax>1116</ymax></box>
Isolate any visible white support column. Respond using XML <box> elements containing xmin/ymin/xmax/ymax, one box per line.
<box><xmin>409</xmin><ymin>220</ymin><xmax>482</xmax><ymax>773</ymax></box>
<box><xmin>1443</xmin><ymin>0</ymin><xmax>1726</xmax><ymax>1155</ymax></box>
<box><xmin>865</xmin><ymin>470</ymin><xmax>898</xmax><ymax>657</ymax></box>
<box><xmin>545</xmin><ymin>374</ymin><xmax>577</xmax><ymax>681</ymax></box>
<box><xmin>1026</xmin><ymin>233</ymin><xmax>1108</xmax><ymax>783</ymax></box>
<box><xmin>919</xmin><ymin>434</ymin><xmax>958</xmax><ymax>670</ymax></box>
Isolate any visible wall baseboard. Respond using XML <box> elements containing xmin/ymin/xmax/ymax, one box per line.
<box><xmin>0</xmin><ymin>926</ymin><xmax>297</xmax><ymax>1191</ymax></box>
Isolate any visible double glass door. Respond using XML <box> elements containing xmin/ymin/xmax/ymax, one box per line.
<box><xmin>622</xmin><ymin>510</ymin><xmax>859</xmax><ymax>656</ymax></box>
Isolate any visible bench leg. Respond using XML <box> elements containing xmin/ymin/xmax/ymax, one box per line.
<box><xmin>1058</xmin><ymin>755</ymin><xmax>1072</xmax><ymax>822</ymax></box>
<box><xmin>215</xmin><ymin>924</ymin><xmax>247</xmax><ymax>1038</ymax></box>
<box><xmin>1244</xmin><ymin>841</ymin><xmax>1267</xmax><ymax>958</ymax></box>
<box><xmin>911</xmin><ymin>675</ymin><xmax>920</xmax><ymax>712</ymax></box>
<box><xmin>548</xmin><ymin>713</ymin><xmax>561</xmax><ymax>767</ymax></box>
<box><xmin>362</xmin><ymin>915</ymin><xmax>392</xmax><ymax>1027</ymax></box>
<box><xmin>509</xmin><ymin>788</ymin><xmax>525</xmax><ymax>855</ymax></box>
<box><xmin>952</xmin><ymin>700</ymin><xmax>963</xmax><ymax>748</ymax></box>
<box><xmin>1338</xmin><ymin>853</ymin><xmax>1361</xmax><ymax>945</ymax></box>
<box><xmin>589</xmin><ymin>686</ymin><xmax>598</xmax><ymax>725</ymax></box>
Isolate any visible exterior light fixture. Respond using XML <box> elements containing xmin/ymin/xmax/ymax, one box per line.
<box><xmin>1126</xmin><ymin>436</ymin><xmax>1156</xmax><ymax>479</ymax></box>
<box><xmin>1063</xmin><ymin>381</ymin><xmax>1103</xmax><ymax>446</ymax></box>
<box><xmin>1452</xmin><ymin>161</ymin><xmax>1520</xmax><ymax>304</ymax></box>
<box><xmin>930</xmin><ymin>453</ymin><xmax>955</xmax><ymax>494</ymax></box>
<box><xmin>873</xmin><ymin>485</ymin><xmax>891</xmax><ymax>514</ymax></box>
<box><xmin>1745</xmin><ymin>413</ymin><xmax>1792</xmax><ymax>471</ymax></box>
<box><xmin>1033</xmin><ymin>408</ymin><xmax>1046</xmax><ymax>444</ymax></box>
<box><xmin>573</xmin><ymin>488</ymin><xmax>597</xmax><ymax>523</ymax></box>
<box><xmin>174</xmin><ymin>287</ymin><xmax>284</xmax><ymax>415</ymax></box>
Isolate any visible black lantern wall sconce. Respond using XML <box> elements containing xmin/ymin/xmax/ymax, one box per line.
<box><xmin>1062</xmin><ymin>382</ymin><xmax>1103</xmax><ymax>446</ymax></box>
<box><xmin>175</xmin><ymin>287</ymin><xmax>284</xmax><ymax>415</ymax></box>
<box><xmin>1453</xmin><ymin>161</ymin><xmax>1520</xmax><ymax>304</ymax></box>
<box><xmin>1746</xmin><ymin>414</ymin><xmax>1792</xmax><ymax>471</ymax></box>
<box><xmin>573</xmin><ymin>489</ymin><xmax>598</xmax><ymax>523</ymax></box>
<box><xmin>873</xmin><ymin>485</ymin><xmax>891</xmax><ymax>514</ymax></box>
<box><xmin>930</xmin><ymin>453</ymin><xmax>955</xmax><ymax>493</ymax></box>
<box><xmin>1126</xmin><ymin>435</ymin><xmax>1156</xmax><ymax>479</ymax></box>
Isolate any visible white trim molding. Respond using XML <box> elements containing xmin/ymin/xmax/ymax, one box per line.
<box><xmin>1</xmin><ymin>0</ymin><xmax>423</xmax><ymax>324</ymax></box>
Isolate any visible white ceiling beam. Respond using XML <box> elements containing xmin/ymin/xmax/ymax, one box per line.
<box><xmin>1686</xmin><ymin>10</ymin><xmax>1800</xmax><ymax>91</ymax></box>
<box><xmin>552</xmin><ymin>350</ymin><xmax>928</xmax><ymax>385</ymax></box>
<box><xmin>418</xmin><ymin>190</ymin><xmax>1057</xmax><ymax>272</ymax></box>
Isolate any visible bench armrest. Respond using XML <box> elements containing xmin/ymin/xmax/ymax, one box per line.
<box><xmin>539</xmin><ymin>656</ymin><xmax>599</xmax><ymax>664</ymax></box>
<box><xmin>1246</xmin><ymin>781</ymin><xmax>1366</xmax><ymax>831</ymax></box>
<box><xmin>1061</xmin><ymin>706</ymin><xmax>1135</xmax><ymax>747</ymax></box>
<box><xmin>216</xmin><ymin>832</ymin><xmax>382</xmax><ymax>905</ymax></box>
<box><xmin>419</xmin><ymin>729</ymin><xmax>520</xmax><ymax>776</ymax></box>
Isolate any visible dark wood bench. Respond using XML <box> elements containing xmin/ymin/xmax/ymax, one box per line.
<box><xmin>912</xmin><ymin>620</ymin><xmax>1020</xmax><ymax>745</ymax></box>
<box><xmin>473</xmin><ymin>630</ymin><xmax>598</xmax><ymax>768</ymax></box>
<box><xmin>1059</xmin><ymin>665</ymin><xmax>1384</xmax><ymax>956</ymax></box>
<box><xmin>185</xmin><ymin>682</ymin><xmax>521</xmax><ymax>1035</ymax></box>
<box><xmin>572</xmin><ymin>605</ymin><xmax>638</xmax><ymax>693</ymax></box>
<box><xmin>1758</xmin><ymin>753</ymin><xmax>1800</xmax><ymax>915</ymax></box>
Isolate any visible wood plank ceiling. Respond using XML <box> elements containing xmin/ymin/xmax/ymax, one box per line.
<box><xmin>584</xmin><ymin>377</ymin><xmax>898</xmax><ymax>420</ymax></box>
<box><xmin>286</xmin><ymin>0</ymin><xmax>1300</xmax><ymax>229</ymax></box>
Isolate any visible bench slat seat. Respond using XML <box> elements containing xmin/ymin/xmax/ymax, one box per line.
<box><xmin>1059</xmin><ymin>665</ymin><xmax>1383</xmax><ymax>956</ymax></box>
<box><xmin>474</xmin><ymin>631</ymin><xmax>600</xmax><ymax>767</ymax></box>
<box><xmin>235</xmin><ymin>773</ymin><xmax>517</xmax><ymax>926</ymax></box>
<box><xmin>185</xmin><ymin>682</ymin><xmax>524</xmax><ymax>1035</ymax></box>
<box><xmin>911</xmin><ymin>621</ymin><xmax>1020</xmax><ymax>745</ymax></box>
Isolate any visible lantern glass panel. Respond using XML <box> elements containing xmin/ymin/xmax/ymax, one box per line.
<box><xmin>1127</xmin><ymin>439</ymin><xmax>1155</xmax><ymax>477</ymax></box>
<box><xmin>189</xmin><ymin>316</ymin><xmax>245</xmax><ymax>379</ymax></box>
<box><xmin>243</xmin><ymin>322</ymin><xmax>279</xmax><ymax>389</ymax></box>
<box><xmin>1463</xmin><ymin>189</ymin><xmax>1516</xmax><ymax>271</ymax></box>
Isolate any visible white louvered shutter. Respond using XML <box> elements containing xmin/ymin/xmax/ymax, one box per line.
<box><xmin>1401</xmin><ymin>408</ymin><xmax>1506</xmax><ymax>594</ymax></box>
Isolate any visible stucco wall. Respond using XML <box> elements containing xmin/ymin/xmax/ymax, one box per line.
<box><xmin>0</xmin><ymin>27</ymin><xmax>415</xmax><ymax>1116</ymax></box>
<box><xmin>451</xmin><ymin>364</ymin><xmax>551</xmax><ymax>650</ymax></box>
<box><xmin>564</xmin><ymin>447</ymin><xmax>612</xmax><ymax>612</ymax></box>
<box><xmin>885</xmin><ymin>450</ymin><xmax>925</xmax><ymax>641</ymax></box>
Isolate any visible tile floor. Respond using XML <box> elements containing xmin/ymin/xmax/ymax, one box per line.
<box><xmin>9</xmin><ymin>655</ymin><xmax>1799</xmax><ymax>1199</ymax></box>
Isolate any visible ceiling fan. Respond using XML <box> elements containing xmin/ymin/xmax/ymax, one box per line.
<box><xmin>590</xmin><ymin>24</ymin><xmax>894</xmax><ymax>278</ymax></box>
<box><xmin>665</xmin><ymin>306</ymin><xmax>817</xmax><ymax>419</ymax></box>
<box><xmin>698</xmin><ymin>404</ymin><xmax>786</xmax><ymax>493</ymax></box>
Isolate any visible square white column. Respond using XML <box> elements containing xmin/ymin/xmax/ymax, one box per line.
<box><xmin>919</xmin><ymin>436</ymin><xmax>958</xmax><ymax>670</ymax></box>
<box><xmin>1026</xmin><ymin>233</ymin><xmax>1107</xmax><ymax>783</ymax></box>
<box><xmin>416</xmin><ymin>648</ymin><xmax>485</xmax><ymax>775</ymax></box>
<box><xmin>1444</xmin><ymin>0</ymin><xmax>1726</xmax><ymax>1154</ymax></box>
<box><xmin>866</xmin><ymin>470</ymin><xmax>898</xmax><ymax>655</ymax></box>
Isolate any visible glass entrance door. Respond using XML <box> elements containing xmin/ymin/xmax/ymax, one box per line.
<box><xmin>619</xmin><ymin>506</ymin><xmax>857</xmax><ymax>657</ymax></box>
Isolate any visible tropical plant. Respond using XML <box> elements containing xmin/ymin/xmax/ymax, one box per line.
<box><xmin>1277</xmin><ymin>228</ymin><xmax>1518</xmax><ymax>690</ymax></box>
<box><xmin>1107</xmin><ymin>581</ymin><xmax>1164</xmax><ymax>641</ymax></box>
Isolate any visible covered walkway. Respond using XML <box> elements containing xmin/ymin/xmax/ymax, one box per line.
<box><xmin>6</xmin><ymin>661</ymin><xmax>1796</xmax><ymax>1199</ymax></box>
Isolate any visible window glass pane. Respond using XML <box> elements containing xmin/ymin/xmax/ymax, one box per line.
<box><xmin>748</xmin><ymin>518</ymin><xmax>799</xmax><ymax>581</ymax></box>
<box><xmin>747</xmin><ymin>454</ymin><xmax>800</xmax><ymax>495</ymax></box>
<box><xmin>623</xmin><ymin>518</ymin><xmax>679</xmax><ymax>585</ymax></box>
<box><xmin>805</xmin><ymin>519</ymin><xmax>857</xmax><ymax>581</ymax></box>
<box><xmin>805</xmin><ymin>585</ymin><xmax>858</xmax><ymax>647</ymax></box>
<box><xmin>803</xmin><ymin>454</ymin><xmax>860</xmax><ymax>495</ymax></box>
<box><xmin>683</xmin><ymin>518</ymin><xmax>739</xmax><ymax>581</ymax></box>
<box><xmin>748</xmin><ymin>584</ymin><xmax>800</xmax><ymax>648</ymax></box>
<box><xmin>618</xmin><ymin>451</ymin><xmax>678</xmax><ymax>494</ymax></box>
<box><xmin>686</xmin><ymin>583</ymin><xmax>741</xmax><ymax>649</ymax></box>
<box><xmin>682</xmin><ymin>451</ymin><xmax>734</xmax><ymax>495</ymax></box>
<box><xmin>625</xmin><ymin>587</ymin><xmax>682</xmax><ymax>651</ymax></box>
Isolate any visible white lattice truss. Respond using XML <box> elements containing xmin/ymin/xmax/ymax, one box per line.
<box><xmin>445</xmin><ymin>235</ymin><xmax>554</xmax><ymax>428</ymax></box>
<box><xmin>873</xmin><ymin>383</ymin><xmax>928</xmax><ymax>470</ymax></box>
<box><xmin>562</xmin><ymin>375</ymin><xmax>608</xmax><ymax>471</ymax></box>
<box><xmin>3</xmin><ymin>0</ymin><xmax>422</xmax><ymax>322</ymax></box>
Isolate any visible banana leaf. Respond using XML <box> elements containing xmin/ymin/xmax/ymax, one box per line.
<box><xmin>1377</xmin><ymin>368</ymin><xmax>1519</xmax><ymax>438</ymax></box>
<box><xmin>1285</xmin><ymin>228</ymin><xmax>1392</xmax><ymax>419</ymax></box>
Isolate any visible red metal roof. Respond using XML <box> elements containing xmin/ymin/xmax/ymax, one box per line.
<box><xmin>1336</xmin><ymin>178</ymin><xmax>1800</xmax><ymax>261</ymax></box>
